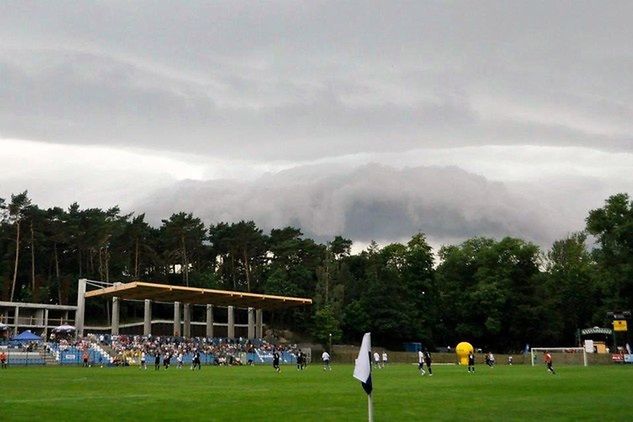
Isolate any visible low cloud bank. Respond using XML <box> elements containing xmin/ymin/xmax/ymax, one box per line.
<box><xmin>138</xmin><ymin>163</ymin><xmax>571</xmax><ymax>248</ymax></box>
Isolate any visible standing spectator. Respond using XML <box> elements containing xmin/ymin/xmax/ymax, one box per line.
<box><xmin>321</xmin><ymin>351</ymin><xmax>331</xmax><ymax>371</ymax></box>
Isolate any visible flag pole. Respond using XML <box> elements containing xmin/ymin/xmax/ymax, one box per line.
<box><xmin>354</xmin><ymin>332</ymin><xmax>374</xmax><ymax>422</ymax></box>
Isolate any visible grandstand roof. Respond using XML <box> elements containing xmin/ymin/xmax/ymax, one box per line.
<box><xmin>84</xmin><ymin>281</ymin><xmax>312</xmax><ymax>310</ymax></box>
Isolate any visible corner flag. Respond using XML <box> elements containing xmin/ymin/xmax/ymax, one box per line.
<box><xmin>353</xmin><ymin>332</ymin><xmax>372</xmax><ymax>394</ymax></box>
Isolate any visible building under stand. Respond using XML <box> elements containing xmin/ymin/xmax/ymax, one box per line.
<box><xmin>1</xmin><ymin>279</ymin><xmax>312</xmax><ymax>340</ymax></box>
<box><xmin>0</xmin><ymin>301</ymin><xmax>77</xmax><ymax>339</ymax></box>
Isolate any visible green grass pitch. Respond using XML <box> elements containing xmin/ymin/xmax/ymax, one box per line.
<box><xmin>1</xmin><ymin>364</ymin><xmax>632</xmax><ymax>421</ymax></box>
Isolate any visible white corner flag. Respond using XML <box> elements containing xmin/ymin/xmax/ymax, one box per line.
<box><xmin>353</xmin><ymin>332</ymin><xmax>374</xmax><ymax>421</ymax></box>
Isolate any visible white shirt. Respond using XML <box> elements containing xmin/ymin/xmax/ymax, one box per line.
<box><xmin>382</xmin><ymin>353</ymin><xmax>388</xmax><ymax>361</ymax></box>
<box><xmin>322</xmin><ymin>352</ymin><xmax>330</xmax><ymax>361</ymax></box>
<box><xmin>374</xmin><ymin>352</ymin><xmax>380</xmax><ymax>362</ymax></box>
<box><xmin>418</xmin><ymin>351</ymin><xmax>424</xmax><ymax>363</ymax></box>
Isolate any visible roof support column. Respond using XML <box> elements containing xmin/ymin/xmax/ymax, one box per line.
<box><xmin>256</xmin><ymin>309</ymin><xmax>263</xmax><ymax>339</ymax></box>
<box><xmin>143</xmin><ymin>299</ymin><xmax>152</xmax><ymax>336</ymax></box>
<box><xmin>248</xmin><ymin>307</ymin><xmax>255</xmax><ymax>339</ymax></box>
<box><xmin>183</xmin><ymin>303</ymin><xmax>191</xmax><ymax>338</ymax></box>
<box><xmin>76</xmin><ymin>278</ymin><xmax>87</xmax><ymax>338</ymax></box>
<box><xmin>14</xmin><ymin>306</ymin><xmax>20</xmax><ymax>337</ymax></box>
<box><xmin>44</xmin><ymin>308</ymin><xmax>49</xmax><ymax>341</ymax></box>
<box><xmin>206</xmin><ymin>305</ymin><xmax>214</xmax><ymax>338</ymax></box>
<box><xmin>227</xmin><ymin>306</ymin><xmax>235</xmax><ymax>339</ymax></box>
<box><xmin>111</xmin><ymin>297</ymin><xmax>120</xmax><ymax>335</ymax></box>
<box><xmin>173</xmin><ymin>301</ymin><xmax>181</xmax><ymax>337</ymax></box>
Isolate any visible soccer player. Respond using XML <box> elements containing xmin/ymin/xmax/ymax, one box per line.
<box><xmin>487</xmin><ymin>352</ymin><xmax>495</xmax><ymax>367</ymax></box>
<box><xmin>177</xmin><ymin>352</ymin><xmax>183</xmax><ymax>369</ymax></box>
<box><xmin>191</xmin><ymin>350</ymin><xmax>201</xmax><ymax>370</ymax></box>
<box><xmin>418</xmin><ymin>349</ymin><xmax>426</xmax><ymax>375</ymax></box>
<box><xmin>322</xmin><ymin>350</ymin><xmax>332</xmax><ymax>371</ymax></box>
<box><xmin>140</xmin><ymin>351</ymin><xmax>147</xmax><ymax>370</ymax></box>
<box><xmin>0</xmin><ymin>351</ymin><xmax>7</xmax><ymax>369</ymax></box>
<box><xmin>374</xmin><ymin>351</ymin><xmax>381</xmax><ymax>369</ymax></box>
<box><xmin>82</xmin><ymin>351</ymin><xmax>89</xmax><ymax>368</ymax></box>
<box><xmin>424</xmin><ymin>349</ymin><xmax>433</xmax><ymax>376</ymax></box>
<box><xmin>544</xmin><ymin>351</ymin><xmax>556</xmax><ymax>374</ymax></box>
<box><xmin>154</xmin><ymin>352</ymin><xmax>161</xmax><ymax>371</ymax></box>
<box><xmin>273</xmin><ymin>350</ymin><xmax>281</xmax><ymax>373</ymax></box>
<box><xmin>300</xmin><ymin>351</ymin><xmax>307</xmax><ymax>370</ymax></box>
<box><xmin>468</xmin><ymin>351</ymin><xmax>475</xmax><ymax>373</ymax></box>
<box><xmin>296</xmin><ymin>350</ymin><xmax>303</xmax><ymax>370</ymax></box>
<box><xmin>382</xmin><ymin>351</ymin><xmax>388</xmax><ymax>367</ymax></box>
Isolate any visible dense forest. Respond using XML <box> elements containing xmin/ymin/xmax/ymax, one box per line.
<box><xmin>1</xmin><ymin>191</ymin><xmax>632</xmax><ymax>352</ymax></box>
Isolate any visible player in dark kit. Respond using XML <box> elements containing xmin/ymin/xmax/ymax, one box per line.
<box><xmin>191</xmin><ymin>350</ymin><xmax>201</xmax><ymax>370</ymax></box>
<box><xmin>273</xmin><ymin>350</ymin><xmax>281</xmax><ymax>373</ymax></box>
<box><xmin>154</xmin><ymin>352</ymin><xmax>161</xmax><ymax>370</ymax></box>
<box><xmin>424</xmin><ymin>350</ymin><xmax>433</xmax><ymax>376</ymax></box>
<box><xmin>296</xmin><ymin>351</ymin><xmax>303</xmax><ymax>370</ymax></box>
<box><xmin>544</xmin><ymin>351</ymin><xmax>556</xmax><ymax>374</ymax></box>
<box><xmin>468</xmin><ymin>351</ymin><xmax>475</xmax><ymax>373</ymax></box>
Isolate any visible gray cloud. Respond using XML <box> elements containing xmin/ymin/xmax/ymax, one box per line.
<box><xmin>2</xmin><ymin>1</ymin><xmax>633</xmax><ymax>160</ymax></box>
<box><xmin>136</xmin><ymin>163</ymin><xmax>569</xmax><ymax>247</ymax></box>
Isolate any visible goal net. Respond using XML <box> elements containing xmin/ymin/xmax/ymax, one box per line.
<box><xmin>530</xmin><ymin>347</ymin><xmax>588</xmax><ymax>367</ymax></box>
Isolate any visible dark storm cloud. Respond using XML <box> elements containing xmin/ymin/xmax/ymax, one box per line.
<box><xmin>1</xmin><ymin>1</ymin><xmax>632</xmax><ymax>159</ymax></box>
<box><xmin>137</xmin><ymin>163</ymin><xmax>560</xmax><ymax>246</ymax></box>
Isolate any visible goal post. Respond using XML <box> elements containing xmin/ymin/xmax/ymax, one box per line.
<box><xmin>530</xmin><ymin>347</ymin><xmax>588</xmax><ymax>367</ymax></box>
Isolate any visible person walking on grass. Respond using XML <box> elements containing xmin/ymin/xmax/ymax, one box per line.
<box><xmin>424</xmin><ymin>349</ymin><xmax>433</xmax><ymax>376</ymax></box>
<box><xmin>322</xmin><ymin>351</ymin><xmax>332</xmax><ymax>371</ymax></box>
<box><xmin>191</xmin><ymin>350</ymin><xmax>201</xmax><ymax>370</ymax></box>
<box><xmin>468</xmin><ymin>351</ymin><xmax>475</xmax><ymax>373</ymax></box>
<box><xmin>273</xmin><ymin>350</ymin><xmax>281</xmax><ymax>373</ymax></box>
<box><xmin>374</xmin><ymin>351</ymin><xmax>381</xmax><ymax>369</ymax></box>
<box><xmin>544</xmin><ymin>351</ymin><xmax>556</xmax><ymax>374</ymax></box>
<box><xmin>418</xmin><ymin>349</ymin><xmax>426</xmax><ymax>375</ymax></box>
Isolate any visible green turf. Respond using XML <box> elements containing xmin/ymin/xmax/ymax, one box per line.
<box><xmin>1</xmin><ymin>364</ymin><xmax>632</xmax><ymax>421</ymax></box>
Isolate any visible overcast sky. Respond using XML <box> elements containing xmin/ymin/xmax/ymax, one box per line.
<box><xmin>1</xmin><ymin>1</ymin><xmax>632</xmax><ymax>250</ymax></box>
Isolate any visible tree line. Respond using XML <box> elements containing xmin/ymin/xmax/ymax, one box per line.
<box><xmin>1</xmin><ymin>191</ymin><xmax>631</xmax><ymax>351</ymax></box>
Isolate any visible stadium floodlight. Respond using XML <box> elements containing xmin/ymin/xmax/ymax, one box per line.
<box><xmin>530</xmin><ymin>347</ymin><xmax>588</xmax><ymax>367</ymax></box>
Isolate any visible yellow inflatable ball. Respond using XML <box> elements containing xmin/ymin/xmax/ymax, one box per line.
<box><xmin>455</xmin><ymin>342</ymin><xmax>474</xmax><ymax>365</ymax></box>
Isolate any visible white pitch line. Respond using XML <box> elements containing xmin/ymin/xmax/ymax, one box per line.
<box><xmin>3</xmin><ymin>394</ymin><xmax>152</xmax><ymax>404</ymax></box>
